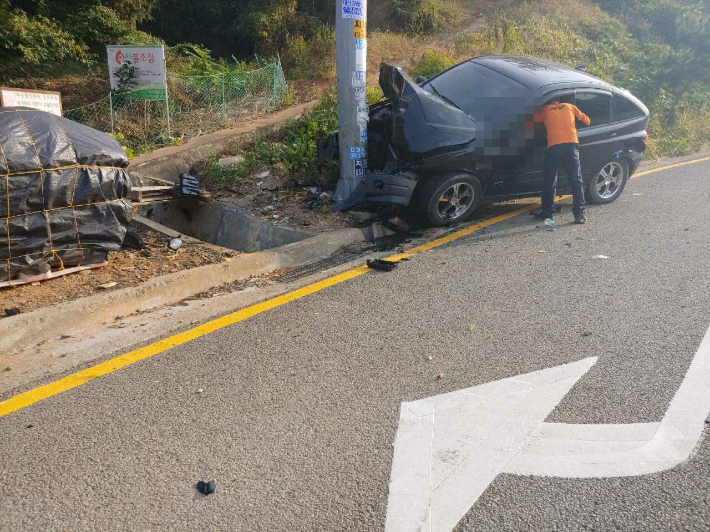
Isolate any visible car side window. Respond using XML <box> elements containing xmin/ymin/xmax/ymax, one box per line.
<box><xmin>574</xmin><ymin>92</ymin><xmax>612</xmax><ymax>127</ymax></box>
<box><xmin>614</xmin><ymin>94</ymin><xmax>644</xmax><ymax>122</ymax></box>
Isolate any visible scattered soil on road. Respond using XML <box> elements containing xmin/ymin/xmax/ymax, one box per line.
<box><xmin>0</xmin><ymin>223</ymin><xmax>233</xmax><ymax>318</ymax></box>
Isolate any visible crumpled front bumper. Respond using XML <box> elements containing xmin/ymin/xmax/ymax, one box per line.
<box><xmin>333</xmin><ymin>172</ymin><xmax>418</xmax><ymax>212</ymax></box>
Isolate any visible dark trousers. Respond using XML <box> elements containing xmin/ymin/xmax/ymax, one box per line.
<box><xmin>542</xmin><ymin>143</ymin><xmax>585</xmax><ymax>217</ymax></box>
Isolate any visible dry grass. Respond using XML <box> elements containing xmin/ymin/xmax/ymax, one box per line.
<box><xmin>368</xmin><ymin>31</ymin><xmax>423</xmax><ymax>73</ymax></box>
<box><xmin>4</xmin><ymin>64</ymin><xmax>109</xmax><ymax>110</ymax></box>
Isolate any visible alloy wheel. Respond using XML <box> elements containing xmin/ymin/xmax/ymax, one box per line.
<box><xmin>595</xmin><ymin>162</ymin><xmax>624</xmax><ymax>199</ymax></box>
<box><xmin>437</xmin><ymin>182</ymin><xmax>475</xmax><ymax>221</ymax></box>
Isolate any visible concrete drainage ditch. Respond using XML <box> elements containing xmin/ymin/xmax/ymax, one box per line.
<box><xmin>145</xmin><ymin>200</ymin><xmax>311</xmax><ymax>253</ymax></box>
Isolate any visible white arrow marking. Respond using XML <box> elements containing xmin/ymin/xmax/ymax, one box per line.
<box><xmin>506</xmin><ymin>321</ymin><xmax>710</xmax><ymax>478</ymax></box>
<box><xmin>385</xmin><ymin>356</ymin><xmax>597</xmax><ymax>532</ymax></box>
<box><xmin>385</xmin><ymin>322</ymin><xmax>710</xmax><ymax>532</ymax></box>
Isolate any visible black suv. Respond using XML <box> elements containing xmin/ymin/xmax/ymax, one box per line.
<box><xmin>320</xmin><ymin>55</ymin><xmax>650</xmax><ymax>226</ymax></box>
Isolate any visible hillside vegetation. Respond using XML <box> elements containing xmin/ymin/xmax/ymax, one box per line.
<box><xmin>1</xmin><ymin>0</ymin><xmax>709</xmax><ymax>169</ymax></box>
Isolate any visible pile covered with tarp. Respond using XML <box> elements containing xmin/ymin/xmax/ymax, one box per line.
<box><xmin>0</xmin><ymin>107</ymin><xmax>132</xmax><ymax>282</ymax></box>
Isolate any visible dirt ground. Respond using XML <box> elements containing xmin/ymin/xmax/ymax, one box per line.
<box><xmin>210</xmin><ymin>176</ymin><xmax>363</xmax><ymax>234</ymax></box>
<box><xmin>0</xmin><ymin>223</ymin><xmax>233</xmax><ymax>318</ymax></box>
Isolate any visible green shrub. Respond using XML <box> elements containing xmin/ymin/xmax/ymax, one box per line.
<box><xmin>366</xmin><ymin>85</ymin><xmax>385</xmax><ymax>105</ymax></box>
<box><xmin>0</xmin><ymin>6</ymin><xmax>93</xmax><ymax>66</ymax></box>
<box><xmin>205</xmin><ymin>91</ymin><xmax>339</xmax><ymax>184</ymax></box>
<box><xmin>109</xmin><ymin>133</ymin><xmax>134</xmax><ymax>160</ymax></box>
<box><xmin>391</xmin><ymin>0</ymin><xmax>462</xmax><ymax>34</ymax></box>
<box><xmin>282</xmin><ymin>25</ymin><xmax>335</xmax><ymax>79</ymax></box>
<box><xmin>167</xmin><ymin>43</ymin><xmax>228</xmax><ymax>75</ymax></box>
<box><xmin>64</xmin><ymin>5</ymin><xmax>132</xmax><ymax>49</ymax></box>
<box><xmin>408</xmin><ymin>50</ymin><xmax>458</xmax><ymax>80</ymax></box>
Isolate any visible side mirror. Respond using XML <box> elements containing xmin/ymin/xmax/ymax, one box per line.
<box><xmin>416</xmin><ymin>76</ymin><xmax>427</xmax><ymax>84</ymax></box>
<box><xmin>575</xmin><ymin>65</ymin><xmax>587</xmax><ymax>72</ymax></box>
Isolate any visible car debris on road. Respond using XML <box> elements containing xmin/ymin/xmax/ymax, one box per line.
<box><xmin>366</xmin><ymin>258</ymin><xmax>398</xmax><ymax>271</ymax></box>
<box><xmin>195</xmin><ymin>480</ymin><xmax>216</xmax><ymax>496</ymax></box>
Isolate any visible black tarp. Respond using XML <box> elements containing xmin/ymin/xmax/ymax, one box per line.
<box><xmin>0</xmin><ymin>107</ymin><xmax>132</xmax><ymax>281</ymax></box>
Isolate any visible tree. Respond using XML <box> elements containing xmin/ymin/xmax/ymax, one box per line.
<box><xmin>596</xmin><ymin>0</ymin><xmax>710</xmax><ymax>119</ymax></box>
<box><xmin>0</xmin><ymin>3</ymin><xmax>91</xmax><ymax>69</ymax></box>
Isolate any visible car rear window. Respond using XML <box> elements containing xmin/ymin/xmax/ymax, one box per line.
<box><xmin>575</xmin><ymin>92</ymin><xmax>612</xmax><ymax>127</ymax></box>
<box><xmin>614</xmin><ymin>94</ymin><xmax>645</xmax><ymax>122</ymax></box>
<box><xmin>424</xmin><ymin>61</ymin><xmax>525</xmax><ymax>116</ymax></box>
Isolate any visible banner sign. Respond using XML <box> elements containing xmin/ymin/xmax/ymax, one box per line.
<box><xmin>0</xmin><ymin>88</ymin><xmax>63</xmax><ymax>116</ymax></box>
<box><xmin>106</xmin><ymin>45</ymin><xmax>167</xmax><ymax>100</ymax></box>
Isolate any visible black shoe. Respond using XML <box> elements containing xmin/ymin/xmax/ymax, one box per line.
<box><xmin>574</xmin><ymin>214</ymin><xmax>587</xmax><ymax>224</ymax></box>
<box><xmin>533</xmin><ymin>211</ymin><xmax>553</xmax><ymax>220</ymax></box>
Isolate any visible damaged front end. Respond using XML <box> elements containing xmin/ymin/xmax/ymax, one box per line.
<box><xmin>320</xmin><ymin>63</ymin><xmax>476</xmax><ymax>211</ymax></box>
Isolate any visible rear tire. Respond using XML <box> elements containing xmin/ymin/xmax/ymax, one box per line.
<box><xmin>587</xmin><ymin>159</ymin><xmax>628</xmax><ymax>204</ymax></box>
<box><xmin>418</xmin><ymin>173</ymin><xmax>482</xmax><ymax>227</ymax></box>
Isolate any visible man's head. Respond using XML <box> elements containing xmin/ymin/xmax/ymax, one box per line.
<box><xmin>545</xmin><ymin>94</ymin><xmax>575</xmax><ymax>106</ymax></box>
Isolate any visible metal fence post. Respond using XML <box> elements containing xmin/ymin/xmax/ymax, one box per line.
<box><xmin>109</xmin><ymin>92</ymin><xmax>115</xmax><ymax>134</ymax></box>
<box><xmin>222</xmin><ymin>74</ymin><xmax>227</xmax><ymax>122</ymax></box>
<box><xmin>164</xmin><ymin>86</ymin><xmax>172</xmax><ymax>138</ymax></box>
<box><xmin>272</xmin><ymin>62</ymin><xmax>278</xmax><ymax>109</ymax></box>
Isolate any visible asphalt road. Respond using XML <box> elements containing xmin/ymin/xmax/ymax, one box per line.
<box><xmin>1</xmin><ymin>159</ymin><xmax>710</xmax><ymax>531</ymax></box>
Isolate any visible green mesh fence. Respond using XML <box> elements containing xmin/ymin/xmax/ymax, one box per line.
<box><xmin>64</xmin><ymin>61</ymin><xmax>288</xmax><ymax>149</ymax></box>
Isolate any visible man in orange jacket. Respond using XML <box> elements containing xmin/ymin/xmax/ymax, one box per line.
<box><xmin>534</xmin><ymin>97</ymin><xmax>591</xmax><ymax>224</ymax></box>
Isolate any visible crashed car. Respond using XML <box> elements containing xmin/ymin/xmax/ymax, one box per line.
<box><xmin>319</xmin><ymin>56</ymin><xmax>650</xmax><ymax>226</ymax></box>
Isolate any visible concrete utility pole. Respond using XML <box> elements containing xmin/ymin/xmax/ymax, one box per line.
<box><xmin>334</xmin><ymin>0</ymin><xmax>368</xmax><ymax>205</ymax></box>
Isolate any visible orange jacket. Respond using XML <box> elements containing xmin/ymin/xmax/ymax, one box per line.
<box><xmin>537</xmin><ymin>102</ymin><xmax>591</xmax><ymax>147</ymax></box>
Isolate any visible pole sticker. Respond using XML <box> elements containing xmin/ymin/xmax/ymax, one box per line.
<box><xmin>349</xmin><ymin>147</ymin><xmax>367</xmax><ymax>160</ymax></box>
<box><xmin>357</xmin><ymin>104</ymin><xmax>369</xmax><ymax>121</ymax></box>
<box><xmin>342</xmin><ymin>0</ymin><xmax>364</xmax><ymax>19</ymax></box>
<box><xmin>354</xmin><ymin>86</ymin><xmax>367</xmax><ymax>101</ymax></box>
<box><xmin>355</xmin><ymin>159</ymin><xmax>367</xmax><ymax>177</ymax></box>
<box><xmin>354</xmin><ymin>20</ymin><xmax>367</xmax><ymax>38</ymax></box>
<box><xmin>352</xmin><ymin>70</ymin><xmax>367</xmax><ymax>87</ymax></box>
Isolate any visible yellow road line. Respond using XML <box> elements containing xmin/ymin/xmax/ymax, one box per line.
<box><xmin>633</xmin><ymin>156</ymin><xmax>710</xmax><ymax>178</ymax></box>
<box><xmin>1</xmin><ymin>155</ymin><xmax>707</xmax><ymax>417</ymax></box>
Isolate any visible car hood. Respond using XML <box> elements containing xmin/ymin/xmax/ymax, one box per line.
<box><xmin>378</xmin><ymin>64</ymin><xmax>476</xmax><ymax>163</ymax></box>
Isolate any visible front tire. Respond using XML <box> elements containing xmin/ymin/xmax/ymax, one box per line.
<box><xmin>587</xmin><ymin>159</ymin><xmax>628</xmax><ymax>204</ymax></box>
<box><xmin>418</xmin><ymin>173</ymin><xmax>482</xmax><ymax>227</ymax></box>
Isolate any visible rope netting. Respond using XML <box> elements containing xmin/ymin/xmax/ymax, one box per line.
<box><xmin>64</xmin><ymin>61</ymin><xmax>288</xmax><ymax>148</ymax></box>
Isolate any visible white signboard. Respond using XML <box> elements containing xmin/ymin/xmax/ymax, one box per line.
<box><xmin>0</xmin><ymin>88</ymin><xmax>63</xmax><ymax>116</ymax></box>
<box><xmin>106</xmin><ymin>45</ymin><xmax>166</xmax><ymax>92</ymax></box>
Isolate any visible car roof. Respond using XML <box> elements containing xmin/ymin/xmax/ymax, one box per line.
<box><xmin>471</xmin><ymin>55</ymin><xmax>613</xmax><ymax>90</ymax></box>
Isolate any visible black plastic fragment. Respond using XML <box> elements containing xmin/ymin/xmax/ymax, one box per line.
<box><xmin>367</xmin><ymin>259</ymin><xmax>398</xmax><ymax>272</ymax></box>
<box><xmin>196</xmin><ymin>480</ymin><xmax>216</xmax><ymax>495</ymax></box>
<box><xmin>4</xmin><ymin>307</ymin><xmax>21</xmax><ymax>317</ymax></box>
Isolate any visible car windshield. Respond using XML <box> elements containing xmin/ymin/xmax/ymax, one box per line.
<box><xmin>423</xmin><ymin>61</ymin><xmax>526</xmax><ymax>116</ymax></box>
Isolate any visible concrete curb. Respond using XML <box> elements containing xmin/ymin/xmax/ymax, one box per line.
<box><xmin>0</xmin><ymin>223</ymin><xmax>393</xmax><ymax>355</ymax></box>
<box><xmin>129</xmin><ymin>101</ymin><xmax>317</xmax><ymax>185</ymax></box>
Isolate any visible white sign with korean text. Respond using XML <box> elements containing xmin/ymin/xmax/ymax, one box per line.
<box><xmin>106</xmin><ymin>45</ymin><xmax>166</xmax><ymax>91</ymax></box>
<box><xmin>0</xmin><ymin>88</ymin><xmax>63</xmax><ymax>116</ymax></box>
